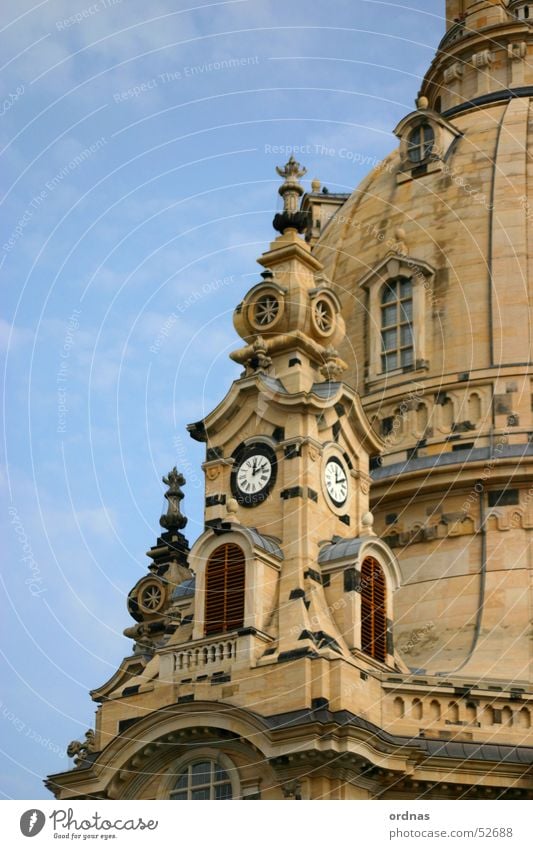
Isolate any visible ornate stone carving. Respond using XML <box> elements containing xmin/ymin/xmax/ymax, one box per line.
<box><xmin>472</xmin><ymin>49</ymin><xmax>493</xmax><ymax>68</ymax></box>
<box><xmin>319</xmin><ymin>346</ymin><xmax>347</xmax><ymax>382</ymax></box>
<box><xmin>360</xmin><ymin>476</ymin><xmax>370</xmax><ymax>495</ymax></box>
<box><xmin>67</xmin><ymin>729</ymin><xmax>96</xmax><ymax>768</ymax></box>
<box><xmin>508</xmin><ymin>42</ymin><xmax>527</xmax><ymax>61</ymax></box>
<box><xmin>443</xmin><ymin>62</ymin><xmax>464</xmax><ymax>83</ymax></box>
<box><xmin>247</xmin><ymin>336</ymin><xmax>273</xmax><ymax>372</ymax></box>
<box><xmin>282</xmin><ymin>779</ymin><xmax>302</xmax><ymax>799</ymax></box>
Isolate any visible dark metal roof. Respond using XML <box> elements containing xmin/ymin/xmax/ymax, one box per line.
<box><xmin>318</xmin><ymin>537</ymin><xmax>364</xmax><ymax>564</ymax></box>
<box><xmin>247</xmin><ymin>527</ymin><xmax>283</xmax><ymax>559</ymax></box>
<box><xmin>171</xmin><ymin>577</ymin><xmax>196</xmax><ymax>599</ymax></box>
<box><xmin>310</xmin><ymin>382</ymin><xmax>341</xmax><ymax>399</ymax></box>
<box><xmin>258</xmin><ymin>375</ymin><xmax>287</xmax><ymax>394</ymax></box>
<box><xmin>263</xmin><ymin>707</ymin><xmax>533</xmax><ymax>765</ymax></box>
<box><xmin>372</xmin><ymin>443</ymin><xmax>533</xmax><ymax>482</ymax></box>
<box><xmin>257</xmin><ymin>376</ymin><xmax>342</xmax><ymax>401</ymax></box>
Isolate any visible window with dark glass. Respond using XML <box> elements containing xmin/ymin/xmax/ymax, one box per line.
<box><xmin>407</xmin><ymin>123</ymin><xmax>434</xmax><ymax>163</ymax></box>
<box><xmin>170</xmin><ymin>760</ymin><xmax>233</xmax><ymax>800</ymax></box>
<box><xmin>380</xmin><ymin>277</ymin><xmax>413</xmax><ymax>372</ymax></box>
<box><xmin>361</xmin><ymin>557</ymin><xmax>387</xmax><ymax>663</ymax></box>
<box><xmin>205</xmin><ymin>543</ymin><xmax>245</xmax><ymax>636</ymax></box>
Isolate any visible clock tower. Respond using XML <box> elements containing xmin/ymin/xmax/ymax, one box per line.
<box><xmin>186</xmin><ymin>155</ymin><xmax>395</xmax><ymax>664</ymax></box>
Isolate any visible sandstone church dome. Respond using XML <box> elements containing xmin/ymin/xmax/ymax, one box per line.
<box><xmin>46</xmin><ymin>1</ymin><xmax>533</xmax><ymax>803</ymax></box>
<box><xmin>311</xmin><ymin>0</ymin><xmax>533</xmax><ymax>681</ymax></box>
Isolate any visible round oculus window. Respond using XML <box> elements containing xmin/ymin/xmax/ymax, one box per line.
<box><xmin>253</xmin><ymin>294</ymin><xmax>280</xmax><ymax>327</ymax></box>
<box><xmin>312</xmin><ymin>297</ymin><xmax>335</xmax><ymax>336</ymax></box>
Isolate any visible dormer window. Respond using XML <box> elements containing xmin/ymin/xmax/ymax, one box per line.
<box><xmin>394</xmin><ymin>107</ymin><xmax>462</xmax><ymax>183</ymax></box>
<box><xmin>407</xmin><ymin>123</ymin><xmax>435</xmax><ymax>163</ymax></box>
<box><xmin>511</xmin><ymin>2</ymin><xmax>530</xmax><ymax>19</ymax></box>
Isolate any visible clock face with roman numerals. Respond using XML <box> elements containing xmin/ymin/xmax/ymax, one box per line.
<box><xmin>231</xmin><ymin>443</ymin><xmax>277</xmax><ymax>507</ymax></box>
<box><xmin>237</xmin><ymin>454</ymin><xmax>272</xmax><ymax>494</ymax></box>
<box><xmin>324</xmin><ymin>457</ymin><xmax>348</xmax><ymax>506</ymax></box>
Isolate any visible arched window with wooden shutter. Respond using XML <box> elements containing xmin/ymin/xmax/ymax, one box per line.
<box><xmin>360</xmin><ymin>557</ymin><xmax>387</xmax><ymax>663</ymax></box>
<box><xmin>205</xmin><ymin>544</ymin><xmax>245</xmax><ymax>636</ymax></box>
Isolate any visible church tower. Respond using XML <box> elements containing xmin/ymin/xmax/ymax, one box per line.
<box><xmin>46</xmin><ymin>2</ymin><xmax>533</xmax><ymax>800</ymax></box>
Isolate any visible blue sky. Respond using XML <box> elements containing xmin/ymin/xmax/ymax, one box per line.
<box><xmin>0</xmin><ymin>0</ymin><xmax>444</xmax><ymax>799</ymax></box>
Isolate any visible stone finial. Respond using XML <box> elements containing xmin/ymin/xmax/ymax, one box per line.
<box><xmin>319</xmin><ymin>345</ymin><xmax>347</xmax><ymax>382</ymax></box>
<box><xmin>273</xmin><ymin>156</ymin><xmax>309</xmax><ymax>234</ymax></box>
<box><xmin>394</xmin><ymin>227</ymin><xmax>408</xmax><ymax>256</ymax></box>
<box><xmin>247</xmin><ymin>336</ymin><xmax>273</xmax><ymax>372</ymax></box>
<box><xmin>67</xmin><ymin>729</ymin><xmax>96</xmax><ymax>768</ymax></box>
<box><xmin>361</xmin><ymin>511</ymin><xmax>377</xmax><ymax>537</ymax></box>
<box><xmin>417</xmin><ymin>95</ymin><xmax>429</xmax><ymax>110</ymax></box>
<box><xmin>159</xmin><ymin>467</ymin><xmax>188</xmax><ymax>531</ymax></box>
<box><xmin>276</xmin><ymin>155</ymin><xmax>307</xmax><ymax>206</ymax></box>
<box><xmin>226</xmin><ymin>497</ymin><xmax>240</xmax><ymax>521</ymax></box>
<box><xmin>311</xmin><ymin>178</ymin><xmax>321</xmax><ymax>192</ymax></box>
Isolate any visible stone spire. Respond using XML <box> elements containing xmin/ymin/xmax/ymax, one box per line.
<box><xmin>159</xmin><ymin>466</ymin><xmax>188</xmax><ymax>531</ymax></box>
<box><xmin>231</xmin><ymin>159</ymin><xmax>347</xmax><ymax>393</ymax></box>
<box><xmin>141</xmin><ymin>464</ymin><xmax>190</xmax><ymax>573</ymax></box>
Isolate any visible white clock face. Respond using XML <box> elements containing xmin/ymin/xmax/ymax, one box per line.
<box><xmin>236</xmin><ymin>453</ymin><xmax>273</xmax><ymax>496</ymax></box>
<box><xmin>325</xmin><ymin>458</ymin><xmax>348</xmax><ymax>506</ymax></box>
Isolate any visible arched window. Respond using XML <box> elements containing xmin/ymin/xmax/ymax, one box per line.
<box><xmin>407</xmin><ymin>123</ymin><xmax>434</xmax><ymax>163</ymax></box>
<box><xmin>502</xmin><ymin>706</ymin><xmax>513</xmax><ymax>726</ymax></box>
<box><xmin>448</xmin><ymin>701</ymin><xmax>459</xmax><ymax>723</ymax></box>
<box><xmin>466</xmin><ymin>701</ymin><xmax>477</xmax><ymax>723</ymax></box>
<box><xmin>381</xmin><ymin>277</ymin><xmax>414</xmax><ymax>372</ymax></box>
<box><xmin>430</xmin><ymin>700</ymin><xmax>441</xmax><ymax>721</ymax></box>
<box><xmin>518</xmin><ymin>708</ymin><xmax>531</xmax><ymax>729</ymax></box>
<box><xmin>412</xmin><ymin>698</ymin><xmax>423</xmax><ymax>720</ymax></box>
<box><xmin>171</xmin><ymin>759</ymin><xmax>233</xmax><ymax>800</ymax></box>
<box><xmin>205</xmin><ymin>544</ymin><xmax>245</xmax><ymax>636</ymax></box>
<box><xmin>416</xmin><ymin>402</ymin><xmax>428</xmax><ymax>434</ymax></box>
<box><xmin>393</xmin><ymin>696</ymin><xmax>405</xmax><ymax>718</ymax></box>
<box><xmin>468</xmin><ymin>393</ymin><xmax>481</xmax><ymax>425</ymax></box>
<box><xmin>361</xmin><ymin>557</ymin><xmax>387</xmax><ymax>663</ymax></box>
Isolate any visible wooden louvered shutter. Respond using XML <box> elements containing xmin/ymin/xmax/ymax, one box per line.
<box><xmin>205</xmin><ymin>544</ymin><xmax>245</xmax><ymax>636</ymax></box>
<box><xmin>361</xmin><ymin>557</ymin><xmax>387</xmax><ymax>663</ymax></box>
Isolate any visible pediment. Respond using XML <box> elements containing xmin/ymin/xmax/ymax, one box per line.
<box><xmin>393</xmin><ymin>108</ymin><xmax>461</xmax><ymax>141</ymax></box>
<box><xmin>358</xmin><ymin>253</ymin><xmax>435</xmax><ymax>290</ymax></box>
<box><xmin>90</xmin><ymin>654</ymin><xmax>151</xmax><ymax>703</ymax></box>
